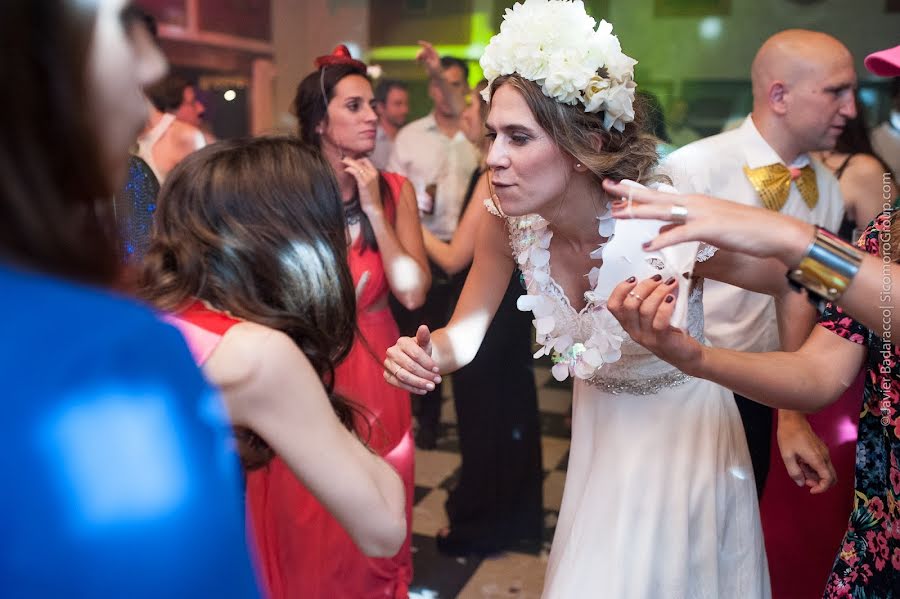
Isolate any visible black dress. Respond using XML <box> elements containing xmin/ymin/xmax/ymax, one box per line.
<box><xmin>439</xmin><ymin>170</ymin><xmax>544</xmax><ymax>554</ymax></box>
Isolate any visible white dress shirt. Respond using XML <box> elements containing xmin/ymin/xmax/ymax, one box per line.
<box><xmin>386</xmin><ymin>113</ymin><xmax>480</xmax><ymax>240</ymax></box>
<box><xmin>664</xmin><ymin>115</ymin><xmax>845</xmax><ymax>353</ymax></box>
<box><xmin>369</xmin><ymin>124</ymin><xmax>393</xmax><ymax>171</ymax></box>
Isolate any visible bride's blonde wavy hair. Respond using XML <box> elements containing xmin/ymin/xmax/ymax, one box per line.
<box><xmin>489</xmin><ymin>74</ymin><xmax>665</xmax><ymax>187</ymax></box>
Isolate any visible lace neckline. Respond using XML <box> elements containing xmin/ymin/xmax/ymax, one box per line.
<box><xmin>512</xmin><ymin>210</ymin><xmax>625</xmax><ymax>382</ymax></box>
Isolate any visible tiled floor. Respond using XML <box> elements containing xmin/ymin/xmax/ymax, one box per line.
<box><xmin>408</xmin><ymin>365</ymin><xmax>572</xmax><ymax>599</ymax></box>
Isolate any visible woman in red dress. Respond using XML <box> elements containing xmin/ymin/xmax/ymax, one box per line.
<box><xmin>250</xmin><ymin>47</ymin><xmax>430</xmax><ymax>598</ymax></box>
<box><xmin>139</xmin><ymin>138</ymin><xmax>409</xmax><ymax>585</ymax></box>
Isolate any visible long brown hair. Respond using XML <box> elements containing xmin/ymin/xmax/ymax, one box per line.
<box><xmin>489</xmin><ymin>74</ymin><xmax>662</xmax><ymax>186</ymax></box>
<box><xmin>139</xmin><ymin>137</ymin><xmax>359</xmax><ymax>469</ymax></box>
<box><xmin>0</xmin><ymin>1</ymin><xmax>119</xmax><ymax>284</ymax></box>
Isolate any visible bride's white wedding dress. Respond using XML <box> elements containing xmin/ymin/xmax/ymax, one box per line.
<box><xmin>507</xmin><ymin>210</ymin><xmax>770</xmax><ymax>599</ymax></box>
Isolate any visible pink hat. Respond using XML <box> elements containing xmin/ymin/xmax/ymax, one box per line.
<box><xmin>865</xmin><ymin>45</ymin><xmax>900</xmax><ymax>77</ymax></box>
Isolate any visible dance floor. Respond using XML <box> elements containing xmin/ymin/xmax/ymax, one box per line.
<box><xmin>409</xmin><ymin>363</ymin><xmax>572</xmax><ymax>599</ymax></box>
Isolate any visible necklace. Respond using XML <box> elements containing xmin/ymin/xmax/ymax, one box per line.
<box><xmin>344</xmin><ymin>195</ymin><xmax>363</xmax><ymax>226</ymax></box>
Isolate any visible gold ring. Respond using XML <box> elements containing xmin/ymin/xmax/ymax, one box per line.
<box><xmin>628</xmin><ymin>291</ymin><xmax>645</xmax><ymax>301</ymax></box>
<box><xmin>392</xmin><ymin>364</ymin><xmax>403</xmax><ymax>378</ymax></box>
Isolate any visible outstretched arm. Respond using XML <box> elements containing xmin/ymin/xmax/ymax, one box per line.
<box><xmin>384</xmin><ymin>213</ymin><xmax>514</xmax><ymax>393</ymax></box>
<box><xmin>416</xmin><ymin>40</ymin><xmax>466</xmax><ymax>118</ymax></box>
<box><xmin>607</xmin><ymin>276</ymin><xmax>868</xmax><ymax>412</ymax></box>
<box><xmin>205</xmin><ymin>323</ymin><xmax>407</xmax><ymax>558</ymax></box>
<box><xmin>603</xmin><ymin>179</ymin><xmax>897</xmax><ymax>333</ymax></box>
<box><xmin>422</xmin><ymin>172</ymin><xmax>488</xmax><ymax>275</ymax></box>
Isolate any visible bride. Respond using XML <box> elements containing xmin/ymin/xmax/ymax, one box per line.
<box><xmin>384</xmin><ymin>1</ymin><xmax>805</xmax><ymax>596</ymax></box>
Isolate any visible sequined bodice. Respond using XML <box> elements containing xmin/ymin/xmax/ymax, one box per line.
<box><xmin>507</xmin><ymin>213</ymin><xmax>712</xmax><ymax>394</ymax></box>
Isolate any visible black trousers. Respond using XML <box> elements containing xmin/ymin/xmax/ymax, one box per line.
<box><xmin>733</xmin><ymin>392</ymin><xmax>773</xmax><ymax>499</ymax></box>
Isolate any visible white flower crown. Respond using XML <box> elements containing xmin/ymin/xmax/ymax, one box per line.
<box><xmin>479</xmin><ymin>0</ymin><xmax>638</xmax><ymax>132</ymax></box>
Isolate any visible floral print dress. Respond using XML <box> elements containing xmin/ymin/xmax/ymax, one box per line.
<box><xmin>822</xmin><ymin>211</ymin><xmax>900</xmax><ymax>598</ymax></box>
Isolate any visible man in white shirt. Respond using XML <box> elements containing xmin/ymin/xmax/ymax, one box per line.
<box><xmin>370</xmin><ymin>79</ymin><xmax>409</xmax><ymax>170</ymax></box>
<box><xmin>665</xmin><ymin>30</ymin><xmax>855</xmax><ymax>497</ymax></box>
<box><xmin>871</xmin><ymin>78</ymin><xmax>900</xmax><ymax>178</ymax></box>
<box><xmin>387</xmin><ymin>57</ymin><xmax>479</xmax><ymax>241</ymax></box>
<box><xmin>139</xmin><ymin>75</ymin><xmax>208</xmax><ymax>183</ymax></box>
<box><xmin>387</xmin><ymin>54</ymin><xmax>480</xmax><ymax>448</ymax></box>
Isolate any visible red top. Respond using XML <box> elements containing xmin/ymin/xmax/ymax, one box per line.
<box><xmin>165</xmin><ymin>300</ymin><xmax>241</xmax><ymax>365</ymax></box>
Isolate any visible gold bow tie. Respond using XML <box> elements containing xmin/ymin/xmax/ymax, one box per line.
<box><xmin>743</xmin><ymin>163</ymin><xmax>818</xmax><ymax>212</ymax></box>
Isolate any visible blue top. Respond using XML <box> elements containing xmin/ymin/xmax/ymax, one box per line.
<box><xmin>0</xmin><ymin>265</ymin><xmax>260</xmax><ymax>598</ymax></box>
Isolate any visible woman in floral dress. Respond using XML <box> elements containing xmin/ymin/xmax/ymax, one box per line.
<box><xmin>817</xmin><ymin>217</ymin><xmax>900</xmax><ymax>597</ymax></box>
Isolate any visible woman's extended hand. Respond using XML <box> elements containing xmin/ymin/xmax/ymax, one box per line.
<box><xmin>343</xmin><ymin>157</ymin><xmax>383</xmax><ymax>217</ymax></box>
<box><xmin>606</xmin><ymin>275</ymin><xmax>704</xmax><ymax>373</ymax></box>
<box><xmin>602</xmin><ymin>179</ymin><xmax>815</xmax><ymax>268</ymax></box>
<box><xmin>384</xmin><ymin>325</ymin><xmax>442</xmax><ymax>395</ymax></box>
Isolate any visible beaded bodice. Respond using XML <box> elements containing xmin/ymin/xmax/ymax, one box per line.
<box><xmin>507</xmin><ymin>212</ymin><xmax>714</xmax><ymax>394</ymax></box>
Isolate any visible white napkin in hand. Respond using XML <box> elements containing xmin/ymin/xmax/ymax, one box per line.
<box><xmin>593</xmin><ymin>181</ymin><xmax>699</xmax><ymax>329</ymax></box>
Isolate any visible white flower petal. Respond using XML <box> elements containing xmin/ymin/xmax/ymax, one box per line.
<box><xmin>517</xmin><ymin>294</ymin><xmax>539</xmax><ymax>312</ymax></box>
<box><xmin>601</xmin><ymin>347</ymin><xmax>622</xmax><ymax>363</ymax></box>
<box><xmin>581</xmin><ymin>347</ymin><xmax>605</xmax><ymax>368</ymax></box>
<box><xmin>551</xmin><ymin>362</ymin><xmax>571</xmax><ymax>382</ymax></box>
<box><xmin>573</xmin><ymin>360</ymin><xmax>597</xmax><ymax>379</ymax></box>
<box><xmin>553</xmin><ymin>335</ymin><xmax>574</xmax><ymax>352</ymax></box>
<box><xmin>531</xmin><ymin>246</ymin><xmax>551</xmax><ymax>267</ymax></box>
<box><xmin>534</xmin><ymin>316</ymin><xmax>555</xmax><ymax>335</ymax></box>
<box><xmin>532</xmin><ymin>268</ymin><xmax>550</xmax><ymax>285</ymax></box>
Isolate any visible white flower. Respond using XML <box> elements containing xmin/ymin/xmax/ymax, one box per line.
<box><xmin>582</xmin><ymin>75</ymin><xmax>611</xmax><ymax>110</ymax></box>
<box><xmin>479</xmin><ymin>0</ymin><xmax>637</xmax><ymax>131</ymax></box>
<box><xmin>517</xmin><ymin>293</ymin><xmax>555</xmax><ymax>318</ymax></box>
<box><xmin>601</xmin><ymin>78</ymin><xmax>637</xmax><ymax>132</ymax></box>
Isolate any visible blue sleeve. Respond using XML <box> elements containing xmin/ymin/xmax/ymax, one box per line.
<box><xmin>3</xmin><ymin>314</ymin><xmax>260</xmax><ymax>598</ymax></box>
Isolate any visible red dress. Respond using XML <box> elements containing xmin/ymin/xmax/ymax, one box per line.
<box><xmin>760</xmin><ymin>373</ymin><xmax>863</xmax><ymax>598</ymax></box>
<box><xmin>246</xmin><ymin>172</ymin><xmax>414</xmax><ymax>599</ymax></box>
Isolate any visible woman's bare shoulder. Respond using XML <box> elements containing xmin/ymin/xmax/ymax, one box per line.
<box><xmin>203</xmin><ymin>321</ymin><xmax>307</xmax><ymax>390</ymax></box>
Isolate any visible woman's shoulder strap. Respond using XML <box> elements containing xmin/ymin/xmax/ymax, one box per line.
<box><xmin>379</xmin><ymin>171</ymin><xmax>407</xmax><ymax>222</ymax></box>
<box><xmin>165</xmin><ymin>300</ymin><xmax>242</xmax><ymax>365</ymax></box>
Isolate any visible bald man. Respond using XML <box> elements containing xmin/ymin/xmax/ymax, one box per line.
<box><xmin>665</xmin><ymin>30</ymin><xmax>855</xmax><ymax>498</ymax></box>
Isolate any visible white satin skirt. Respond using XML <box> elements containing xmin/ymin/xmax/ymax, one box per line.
<box><xmin>542</xmin><ymin>376</ymin><xmax>771</xmax><ymax>599</ymax></box>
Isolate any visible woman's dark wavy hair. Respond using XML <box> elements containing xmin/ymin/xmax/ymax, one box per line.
<box><xmin>139</xmin><ymin>136</ymin><xmax>360</xmax><ymax>469</ymax></box>
<box><xmin>0</xmin><ymin>1</ymin><xmax>119</xmax><ymax>284</ymax></box>
<box><xmin>293</xmin><ymin>62</ymin><xmax>393</xmax><ymax>253</ymax></box>
<box><xmin>489</xmin><ymin>74</ymin><xmax>664</xmax><ymax>186</ymax></box>
<box><xmin>834</xmin><ymin>92</ymin><xmax>894</xmax><ymax>178</ymax></box>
